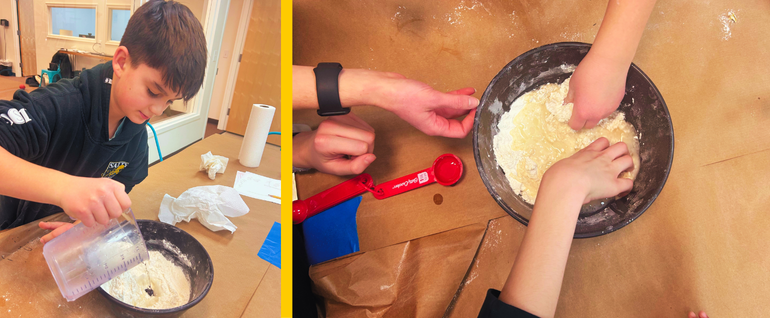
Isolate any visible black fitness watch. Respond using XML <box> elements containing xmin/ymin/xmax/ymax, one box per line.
<box><xmin>314</xmin><ymin>62</ymin><xmax>350</xmax><ymax>116</ymax></box>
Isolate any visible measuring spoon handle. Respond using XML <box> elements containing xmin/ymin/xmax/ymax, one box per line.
<box><xmin>372</xmin><ymin>167</ymin><xmax>435</xmax><ymax>200</ymax></box>
<box><xmin>293</xmin><ymin>173</ymin><xmax>374</xmax><ymax>224</ymax></box>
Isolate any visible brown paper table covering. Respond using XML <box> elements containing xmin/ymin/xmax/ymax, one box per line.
<box><xmin>294</xmin><ymin>0</ymin><xmax>770</xmax><ymax>316</ymax></box>
<box><xmin>0</xmin><ymin>132</ymin><xmax>280</xmax><ymax>317</ymax></box>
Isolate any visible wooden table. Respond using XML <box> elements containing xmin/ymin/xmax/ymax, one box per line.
<box><xmin>0</xmin><ymin>132</ymin><xmax>280</xmax><ymax>317</ymax></box>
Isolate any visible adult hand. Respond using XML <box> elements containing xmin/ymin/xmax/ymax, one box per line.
<box><xmin>566</xmin><ymin>52</ymin><xmax>628</xmax><ymax>130</ymax></box>
<box><xmin>293</xmin><ymin>113</ymin><xmax>376</xmax><ymax>176</ymax></box>
<box><xmin>57</xmin><ymin>177</ymin><xmax>132</xmax><ymax>227</ymax></box>
<box><xmin>372</xmin><ymin>72</ymin><xmax>479</xmax><ymax>138</ymax></box>
<box><xmin>543</xmin><ymin>137</ymin><xmax>634</xmax><ymax>204</ymax></box>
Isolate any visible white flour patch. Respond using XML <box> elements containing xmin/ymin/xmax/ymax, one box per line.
<box><xmin>102</xmin><ymin>250</ymin><xmax>191</xmax><ymax>309</ymax></box>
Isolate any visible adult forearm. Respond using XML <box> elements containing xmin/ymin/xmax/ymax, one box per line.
<box><xmin>0</xmin><ymin>147</ymin><xmax>68</xmax><ymax>207</ymax></box>
<box><xmin>499</xmin><ymin>185</ymin><xmax>584</xmax><ymax>318</ymax></box>
<box><xmin>293</xmin><ymin>65</ymin><xmax>385</xmax><ymax>110</ymax></box>
<box><xmin>591</xmin><ymin>0</ymin><xmax>657</xmax><ymax>66</ymax></box>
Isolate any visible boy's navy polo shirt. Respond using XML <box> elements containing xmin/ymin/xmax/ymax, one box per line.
<box><xmin>0</xmin><ymin>62</ymin><xmax>149</xmax><ymax>229</ymax></box>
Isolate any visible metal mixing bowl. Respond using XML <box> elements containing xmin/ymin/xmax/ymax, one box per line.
<box><xmin>473</xmin><ymin>42</ymin><xmax>674</xmax><ymax>238</ymax></box>
<box><xmin>97</xmin><ymin>220</ymin><xmax>213</xmax><ymax>317</ymax></box>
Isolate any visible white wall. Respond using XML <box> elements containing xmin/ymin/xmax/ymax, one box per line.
<box><xmin>206</xmin><ymin>0</ymin><xmax>244</xmax><ymax>120</ymax></box>
<box><xmin>0</xmin><ymin>0</ymin><xmax>21</xmax><ymax>76</ymax></box>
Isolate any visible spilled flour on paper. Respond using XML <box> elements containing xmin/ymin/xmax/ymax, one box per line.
<box><xmin>493</xmin><ymin>77</ymin><xmax>640</xmax><ymax>204</ymax></box>
<box><xmin>101</xmin><ymin>250</ymin><xmax>190</xmax><ymax>309</ymax></box>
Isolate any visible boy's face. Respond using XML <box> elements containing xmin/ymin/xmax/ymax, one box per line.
<box><xmin>111</xmin><ymin>49</ymin><xmax>183</xmax><ymax>124</ymax></box>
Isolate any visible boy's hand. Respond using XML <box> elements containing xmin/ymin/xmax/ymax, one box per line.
<box><xmin>371</xmin><ymin>72</ymin><xmax>479</xmax><ymax>138</ymax></box>
<box><xmin>293</xmin><ymin>113</ymin><xmax>376</xmax><ymax>176</ymax></box>
<box><xmin>543</xmin><ymin>137</ymin><xmax>634</xmax><ymax>204</ymax></box>
<box><xmin>39</xmin><ymin>221</ymin><xmax>79</xmax><ymax>244</ymax></box>
<box><xmin>57</xmin><ymin>177</ymin><xmax>132</xmax><ymax>227</ymax></box>
<box><xmin>566</xmin><ymin>52</ymin><xmax>628</xmax><ymax>130</ymax></box>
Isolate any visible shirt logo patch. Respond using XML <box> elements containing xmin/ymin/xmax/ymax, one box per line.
<box><xmin>0</xmin><ymin>108</ymin><xmax>32</xmax><ymax>126</ymax></box>
<box><xmin>102</xmin><ymin>161</ymin><xmax>128</xmax><ymax>178</ymax></box>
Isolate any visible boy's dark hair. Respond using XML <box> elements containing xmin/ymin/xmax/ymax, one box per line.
<box><xmin>120</xmin><ymin>0</ymin><xmax>207</xmax><ymax>102</ymax></box>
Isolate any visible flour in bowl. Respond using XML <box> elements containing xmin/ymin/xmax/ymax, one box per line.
<box><xmin>493</xmin><ymin>77</ymin><xmax>640</xmax><ymax>204</ymax></box>
<box><xmin>101</xmin><ymin>250</ymin><xmax>191</xmax><ymax>309</ymax></box>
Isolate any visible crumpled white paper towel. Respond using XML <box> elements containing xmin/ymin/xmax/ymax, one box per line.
<box><xmin>158</xmin><ymin>185</ymin><xmax>249</xmax><ymax>233</ymax></box>
<box><xmin>200</xmin><ymin>151</ymin><xmax>229</xmax><ymax>180</ymax></box>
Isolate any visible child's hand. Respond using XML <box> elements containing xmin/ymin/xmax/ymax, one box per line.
<box><xmin>371</xmin><ymin>72</ymin><xmax>479</xmax><ymax>138</ymax></box>
<box><xmin>57</xmin><ymin>177</ymin><xmax>132</xmax><ymax>227</ymax></box>
<box><xmin>39</xmin><ymin>221</ymin><xmax>79</xmax><ymax>244</ymax></box>
<box><xmin>293</xmin><ymin>113</ymin><xmax>376</xmax><ymax>176</ymax></box>
<box><xmin>566</xmin><ymin>52</ymin><xmax>628</xmax><ymax>130</ymax></box>
<box><xmin>542</xmin><ymin>137</ymin><xmax>634</xmax><ymax>204</ymax></box>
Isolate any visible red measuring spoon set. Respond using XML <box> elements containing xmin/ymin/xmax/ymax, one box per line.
<box><xmin>293</xmin><ymin>154</ymin><xmax>463</xmax><ymax>224</ymax></box>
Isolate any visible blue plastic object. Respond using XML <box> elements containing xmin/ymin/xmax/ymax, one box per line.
<box><xmin>258</xmin><ymin>222</ymin><xmax>281</xmax><ymax>268</ymax></box>
<box><xmin>146</xmin><ymin>122</ymin><xmax>162</xmax><ymax>162</ymax></box>
<box><xmin>41</xmin><ymin>65</ymin><xmax>61</xmax><ymax>84</ymax></box>
<box><xmin>302</xmin><ymin>196</ymin><xmax>361</xmax><ymax>265</ymax></box>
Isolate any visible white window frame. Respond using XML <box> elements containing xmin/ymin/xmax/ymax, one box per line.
<box><xmin>46</xmin><ymin>3</ymin><xmax>99</xmax><ymax>43</ymax></box>
<box><xmin>106</xmin><ymin>4</ymin><xmax>132</xmax><ymax>46</ymax></box>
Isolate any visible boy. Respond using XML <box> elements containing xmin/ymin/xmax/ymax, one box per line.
<box><xmin>0</xmin><ymin>0</ymin><xmax>207</xmax><ymax>236</ymax></box>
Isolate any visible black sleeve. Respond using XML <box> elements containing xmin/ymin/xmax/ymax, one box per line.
<box><xmin>112</xmin><ymin>136</ymin><xmax>149</xmax><ymax>194</ymax></box>
<box><xmin>0</xmin><ymin>85</ymin><xmax>80</xmax><ymax>160</ymax></box>
<box><xmin>478</xmin><ymin>289</ymin><xmax>539</xmax><ymax>318</ymax></box>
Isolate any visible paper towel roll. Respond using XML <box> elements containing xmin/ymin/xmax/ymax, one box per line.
<box><xmin>238</xmin><ymin>104</ymin><xmax>275</xmax><ymax>167</ymax></box>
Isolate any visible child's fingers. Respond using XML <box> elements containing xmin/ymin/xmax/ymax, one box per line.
<box><xmin>698</xmin><ymin>311</ymin><xmax>708</xmax><ymax>318</ymax></box>
<box><xmin>115</xmin><ymin>188</ymin><xmax>132</xmax><ymax>212</ymax></box>
<box><xmin>318</xmin><ymin>121</ymin><xmax>375</xmax><ymax>153</ymax></box>
<box><xmin>446</xmin><ymin>87</ymin><xmax>476</xmax><ymax>96</ymax></box>
<box><xmin>329</xmin><ymin>113</ymin><xmax>375</xmax><ymax>133</ymax></box>
<box><xmin>40</xmin><ymin>223</ymin><xmax>75</xmax><ymax>244</ymax></box>
<box><xmin>615</xmin><ymin>178</ymin><xmax>633</xmax><ymax>196</ymax></box>
<box><xmin>583</xmin><ymin>118</ymin><xmax>600</xmax><ymax>129</ymax></box>
<box><xmin>317</xmin><ymin>135</ymin><xmax>372</xmax><ymax>158</ymax></box>
<box><xmin>604</xmin><ymin>141</ymin><xmax>630</xmax><ymax>160</ymax></box>
<box><xmin>324</xmin><ymin>154</ymin><xmax>376</xmax><ymax>175</ymax></box>
<box><xmin>104</xmin><ymin>195</ymin><xmax>123</xmax><ymax>220</ymax></box>
<box><xmin>92</xmin><ymin>206</ymin><xmax>109</xmax><ymax>226</ymax></box>
<box><xmin>78</xmin><ymin>211</ymin><xmax>96</xmax><ymax>227</ymax></box>
<box><xmin>688</xmin><ymin>312</ymin><xmax>696</xmax><ymax>318</ymax></box>
<box><xmin>39</xmin><ymin>221</ymin><xmax>72</xmax><ymax>230</ymax></box>
<box><xmin>612</xmin><ymin>155</ymin><xmax>634</xmax><ymax>176</ymax></box>
<box><xmin>584</xmin><ymin>137</ymin><xmax>610</xmax><ymax>152</ymax></box>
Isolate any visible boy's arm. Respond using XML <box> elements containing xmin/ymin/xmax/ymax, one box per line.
<box><xmin>0</xmin><ymin>90</ymin><xmax>130</xmax><ymax>227</ymax></box>
<box><xmin>496</xmin><ymin>138</ymin><xmax>634</xmax><ymax>318</ymax></box>
<box><xmin>293</xmin><ymin>65</ymin><xmax>479</xmax><ymax>138</ymax></box>
<box><xmin>497</xmin><ymin>177</ymin><xmax>584</xmax><ymax>317</ymax></box>
<box><xmin>567</xmin><ymin>0</ymin><xmax>657</xmax><ymax>130</ymax></box>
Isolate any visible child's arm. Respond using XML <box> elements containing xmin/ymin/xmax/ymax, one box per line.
<box><xmin>0</xmin><ymin>147</ymin><xmax>131</xmax><ymax>227</ymax></box>
<box><xmin>293</xmin><ymin>113</ymin><xmax>376</xmax><ymax>176</ymax></box>
<box><xmin>567</xmin><ymin>0</ymin><xmax>657</xmax><ymax>130</ymax></box>
<box><xmin>293</xmin><ymin>65</ymin><xmax>479</xmax><ymax>138</ymax></box>
<box><xmin>493</xmin><ymin>138</ymin><xmax>633</xmax><ymax>318</ymax></box>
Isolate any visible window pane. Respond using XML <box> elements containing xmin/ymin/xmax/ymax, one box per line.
<box><xmin>111</xmin><ymin>9</ymin><xmax>131</xmax><ymax>42</ymax></box>
<box><xmin>51</xmin><ymin>7</ymin><xmax>96</xmax><ymax>39</ymax></box>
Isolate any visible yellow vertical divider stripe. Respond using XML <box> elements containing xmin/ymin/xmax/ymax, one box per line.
<box><xmin>280</xmin><ymin>0</ymin><xmax>293</xmax><ymax>316</ymax></box>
